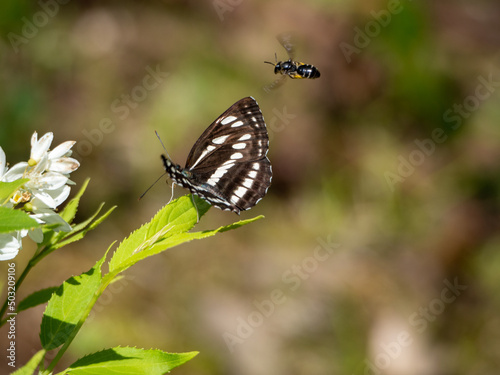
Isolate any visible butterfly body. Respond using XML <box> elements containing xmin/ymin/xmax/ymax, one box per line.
<box><xmin>162</xmin><ymin>97</ymin><xmax>272</xmax><ymax>214</ymax></box>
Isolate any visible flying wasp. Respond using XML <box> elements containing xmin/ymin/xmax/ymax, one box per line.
<box><xmin>264</xmin><ymin>33</ymin><xmax>320</xmax><ymax>92</ymax></box>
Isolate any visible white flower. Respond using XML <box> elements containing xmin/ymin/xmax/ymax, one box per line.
<box><xmin>0</xmin><ymin>132</ymin><xmax>80</xmax><ymax>260</ymax></box>
<box><xmin>0</xmin><ymin>148</ymin><xmax>28</xmax><ymax>260</ymax></box>
<box><xmin>27</xmin><ymin>188</ymin><xmax>73</xmax><ymax>240</ymax></box>
<box><xmin>29</xmin><ymin>132</ymin><xmax>79</xmax><ymax>173</ymax></box>
<box><xmin>0</xmin><ymin>231</ymin><xmax>26</xmax><ymax>261</ymax></box>
<box><xmin>22</xmin><ymin>132</ymin><xmax>79</xmax><ymax>229</ymax></box>
<box><xmin>24</xmin><ymin>133</ymin><xmax>78</xmax><ymax>210</ymax></box>
<box><xmin>3</xmin><ymin>132</ymin><xmax>80</xmax><ymax>206</ymax></box>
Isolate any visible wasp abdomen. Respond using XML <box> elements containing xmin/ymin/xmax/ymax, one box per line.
<box><xmin>297</xmin><ymin>64</ymin><xmax>320</xmax><ymax>79</ymax></box>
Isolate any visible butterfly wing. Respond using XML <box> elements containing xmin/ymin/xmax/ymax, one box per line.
<box><xmin>184</xmin><ymin>97</ymin><xmax>272</xmax><ymax>213</ymax></box>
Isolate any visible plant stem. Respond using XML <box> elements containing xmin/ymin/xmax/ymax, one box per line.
<box><xmin>0</xmin><ymin>256</ymin><xmax>34</xmax><ymax>324</ymax></box>
<box><xmin>0</xmin><ymin>244</ymin><xmax>55</xmax><ymax>326</ymax></box>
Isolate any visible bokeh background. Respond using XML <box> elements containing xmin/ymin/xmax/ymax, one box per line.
<box><xmin>1</xmin><ymin>1</ymin><xmax>500</xmax><ymax>374</ymax></box>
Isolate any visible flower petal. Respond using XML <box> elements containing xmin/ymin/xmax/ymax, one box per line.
<box><xmin>48</xmin><ymin>157</ymin><xmax>80</xmax><ymax>174</ymax></box>
<box><xmin>32</xmin><ymin>153</ymin><xmax>49</xmax><ymax>175</ymax></box>
<box><xmin>32</xmin><ymin>190</ymin><xmax>57</xmax><ymax>208</ymax></box>
<box><xmin>30</xmin><ymin>132</ymin><xmax>53</xmax><ymax>163</ymax></box>
<box><xmin>2</xmin><ymin>162</ymin><xmax>28</xmax><ymax>182</ymax></box>
<box><xmin>51</xmin><ymin>185</ymin><xmax>70</xmax><ymax>207</ymax></box>
<box><xmin>31</xmin><ymin>131</ymin><xmax>38</xmax><ymax>148</ymax></box>
<box><xmin>0</xmin><ymin>232</ymin><xmax>23</xmax><ymax>261</ymax></box>
<box><xmin>0</xmin><ymin>147</ymin><xmax>6</xmax><ymax>177</ymax></box>
<box><xmin>36</xmin><ymin>172</ymin><xmax>69</xmax><ymax>190</ymax></box>
<box><xmin>54</xmin><ymin>185</ymin><xmax>71</xmax><ymax>206</ymax></box>
<box><xmin>49</xmin><ymin>141</ymin><xmax>76</xmax><ymax>159</ymax></box>
<box><xmin>28</xmin><ymin>227</ymin><xmax>44</xmax><ymax>243</ymax></box>
<box><xmin>31</xmin><ymin>185</ymin><xmax>70</xmax><ymax>209</ymax></box>
<box><xmin>31</xmin><ymin>211</ymin><xmax>72</xmax><ymax>232</ymax></box>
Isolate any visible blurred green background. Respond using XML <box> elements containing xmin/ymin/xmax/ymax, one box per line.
<box><xmin>1</xmin><ymin>0</ymin><xmax>500</xmax><ymax>374</ymax></box>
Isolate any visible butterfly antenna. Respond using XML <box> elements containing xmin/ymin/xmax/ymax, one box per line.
<box><xmin>138</xmin><ymin>172</ymin><xmax>167</xmax><ymax>200</ymax></box>
<box><xmin>154</xmin><ymin>130</ymin><xmax>180</xmax><ymax>206</ymax></box>
<box><xmin>155</xmin><ymin>130</ymin><xmax>171</xmax><ymax>160</ymax></box>
<box><xmin>139</xmin><ymin>130</ymin><xmax>173</xmax><ymax>201</ymax></box>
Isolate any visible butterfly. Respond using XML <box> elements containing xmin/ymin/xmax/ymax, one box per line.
<box><xmin>161</xmin><ymin>97</ymin><xmax>272</xmax><ymax>215</ymax></box>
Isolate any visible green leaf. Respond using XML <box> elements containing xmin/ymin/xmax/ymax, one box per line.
<box><xmin>140</xmin><ymin>215</ymin><xmax>264</xmax><ymax>260</ymax></box>
<box><xmin>40</xmin><ymin>257</ymin><xmax>105</xmax><ymax>350</ymax></box>
<box><xmin>69</xmin><ymin>202</ymin><xmax>106</xmax><ymax>233</ymax></box>
<box><xmin>59</xmin><ymin>178</ymin><xmax>90</xmax><ymax>224</ymax></box>
<box><xmin>0</xmin><ymin>206</ymin><xmax>40</xmax><ymax>233</ymax></box>
<box><xmin>108</xmin><ymin>194</ymin><xmax>263</xmax><ymax>276</ymax></box>
<box><xmin>10</xmin><ymin>349</ymin><xmax>46</xmax><ymax>375</ymax></box>
<box><xmin>0</xmin><ymin>179</ymin><xmax>29</xmax><ymax>203</ymax></box>
<box><xmin>17</xmin><ymin>286</ymin><xmax>59</xmax><ymax>313</ymax></box>
<box><xmin>147</xmin><ymin>195</ymin><xmax>210</xmax><ymax>238</ymax></box>
<box><xmin>53</xmin><ymin>205</ymin><xmax>116</xmax><ymax>250</ymax></box>
<box><xmin>65</xmin><ymin>347</ymin><xmax>198</xmax><ymax>375</ymax></box>
<box><xmin>108</xmin><ymin>195</ymin><xmax>210</xmax><ymax>273</ymax></box>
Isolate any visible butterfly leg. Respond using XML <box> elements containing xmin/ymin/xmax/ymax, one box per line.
<box><xmin>166</xmin><ymin>182</ymin><xmax>176</xmax><ymax>205</ymax></box>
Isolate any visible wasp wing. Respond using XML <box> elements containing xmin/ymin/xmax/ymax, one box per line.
<box><xmin>277</xmin><ymin>32</ymin><xmax>296</xmax><ymax>59</ymax></box>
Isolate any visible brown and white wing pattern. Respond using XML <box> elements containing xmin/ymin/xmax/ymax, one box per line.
<box><xmin>162</xmin><ymin>97</ymin><xmax>272</xmax><ymax>214</ymax></box>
